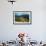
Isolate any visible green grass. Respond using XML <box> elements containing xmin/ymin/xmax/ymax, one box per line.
<box><xmin>15</xmin><ymin>17</ymin><xmax>29</xmax><ymax>22</ymax></box>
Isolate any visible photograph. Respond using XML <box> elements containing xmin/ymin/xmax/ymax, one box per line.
<box><xmin>13</xmin><ymin>11</ymin><xmax>32</xmax><ymax>25</ymax></box>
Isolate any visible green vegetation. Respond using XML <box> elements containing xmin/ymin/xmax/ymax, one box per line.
<box><xmin>15</xmin><ymin>17</ymin><xmax>29</xmax><ymax>22</ymax></box>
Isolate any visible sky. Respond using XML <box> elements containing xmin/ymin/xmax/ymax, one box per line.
<box><xmin>15</xmin><ymin>12</ymin><xmax>31</xmax><ymax>16</ymax></box>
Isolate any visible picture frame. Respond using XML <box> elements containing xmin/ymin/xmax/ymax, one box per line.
<box><xmin>13</xmin><ymin>11</ymin><xmax>32</xmax><ymax>25</ymax></box>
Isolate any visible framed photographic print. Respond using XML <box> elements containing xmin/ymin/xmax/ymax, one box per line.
<box><xmin>13</xmin><ymin>11</ymin><xmax>32</xmax><ymax>25</ymax></box>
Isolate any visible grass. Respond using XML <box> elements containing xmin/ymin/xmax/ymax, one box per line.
<box><xmin>15</xmin><ymin>17</ymin><xmax>29</xmax><ymax>22</ymax></box>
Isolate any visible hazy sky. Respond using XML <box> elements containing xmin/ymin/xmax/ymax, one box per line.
<box><xmin>15</xmin><ymin>12</ymin><xmax>31</xmax><ymax>15</ymax></box>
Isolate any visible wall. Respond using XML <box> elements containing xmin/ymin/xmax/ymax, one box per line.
<box><xmin>0</xmin><ymin>0</ymin><xmax>46</xmax><ymax>42</ymax></box>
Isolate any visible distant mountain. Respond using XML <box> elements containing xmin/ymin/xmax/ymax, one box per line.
<box><xmin>15</xmin><ymin>14</ymin><xmax>29</xmax><ymax>19</ymax></box>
